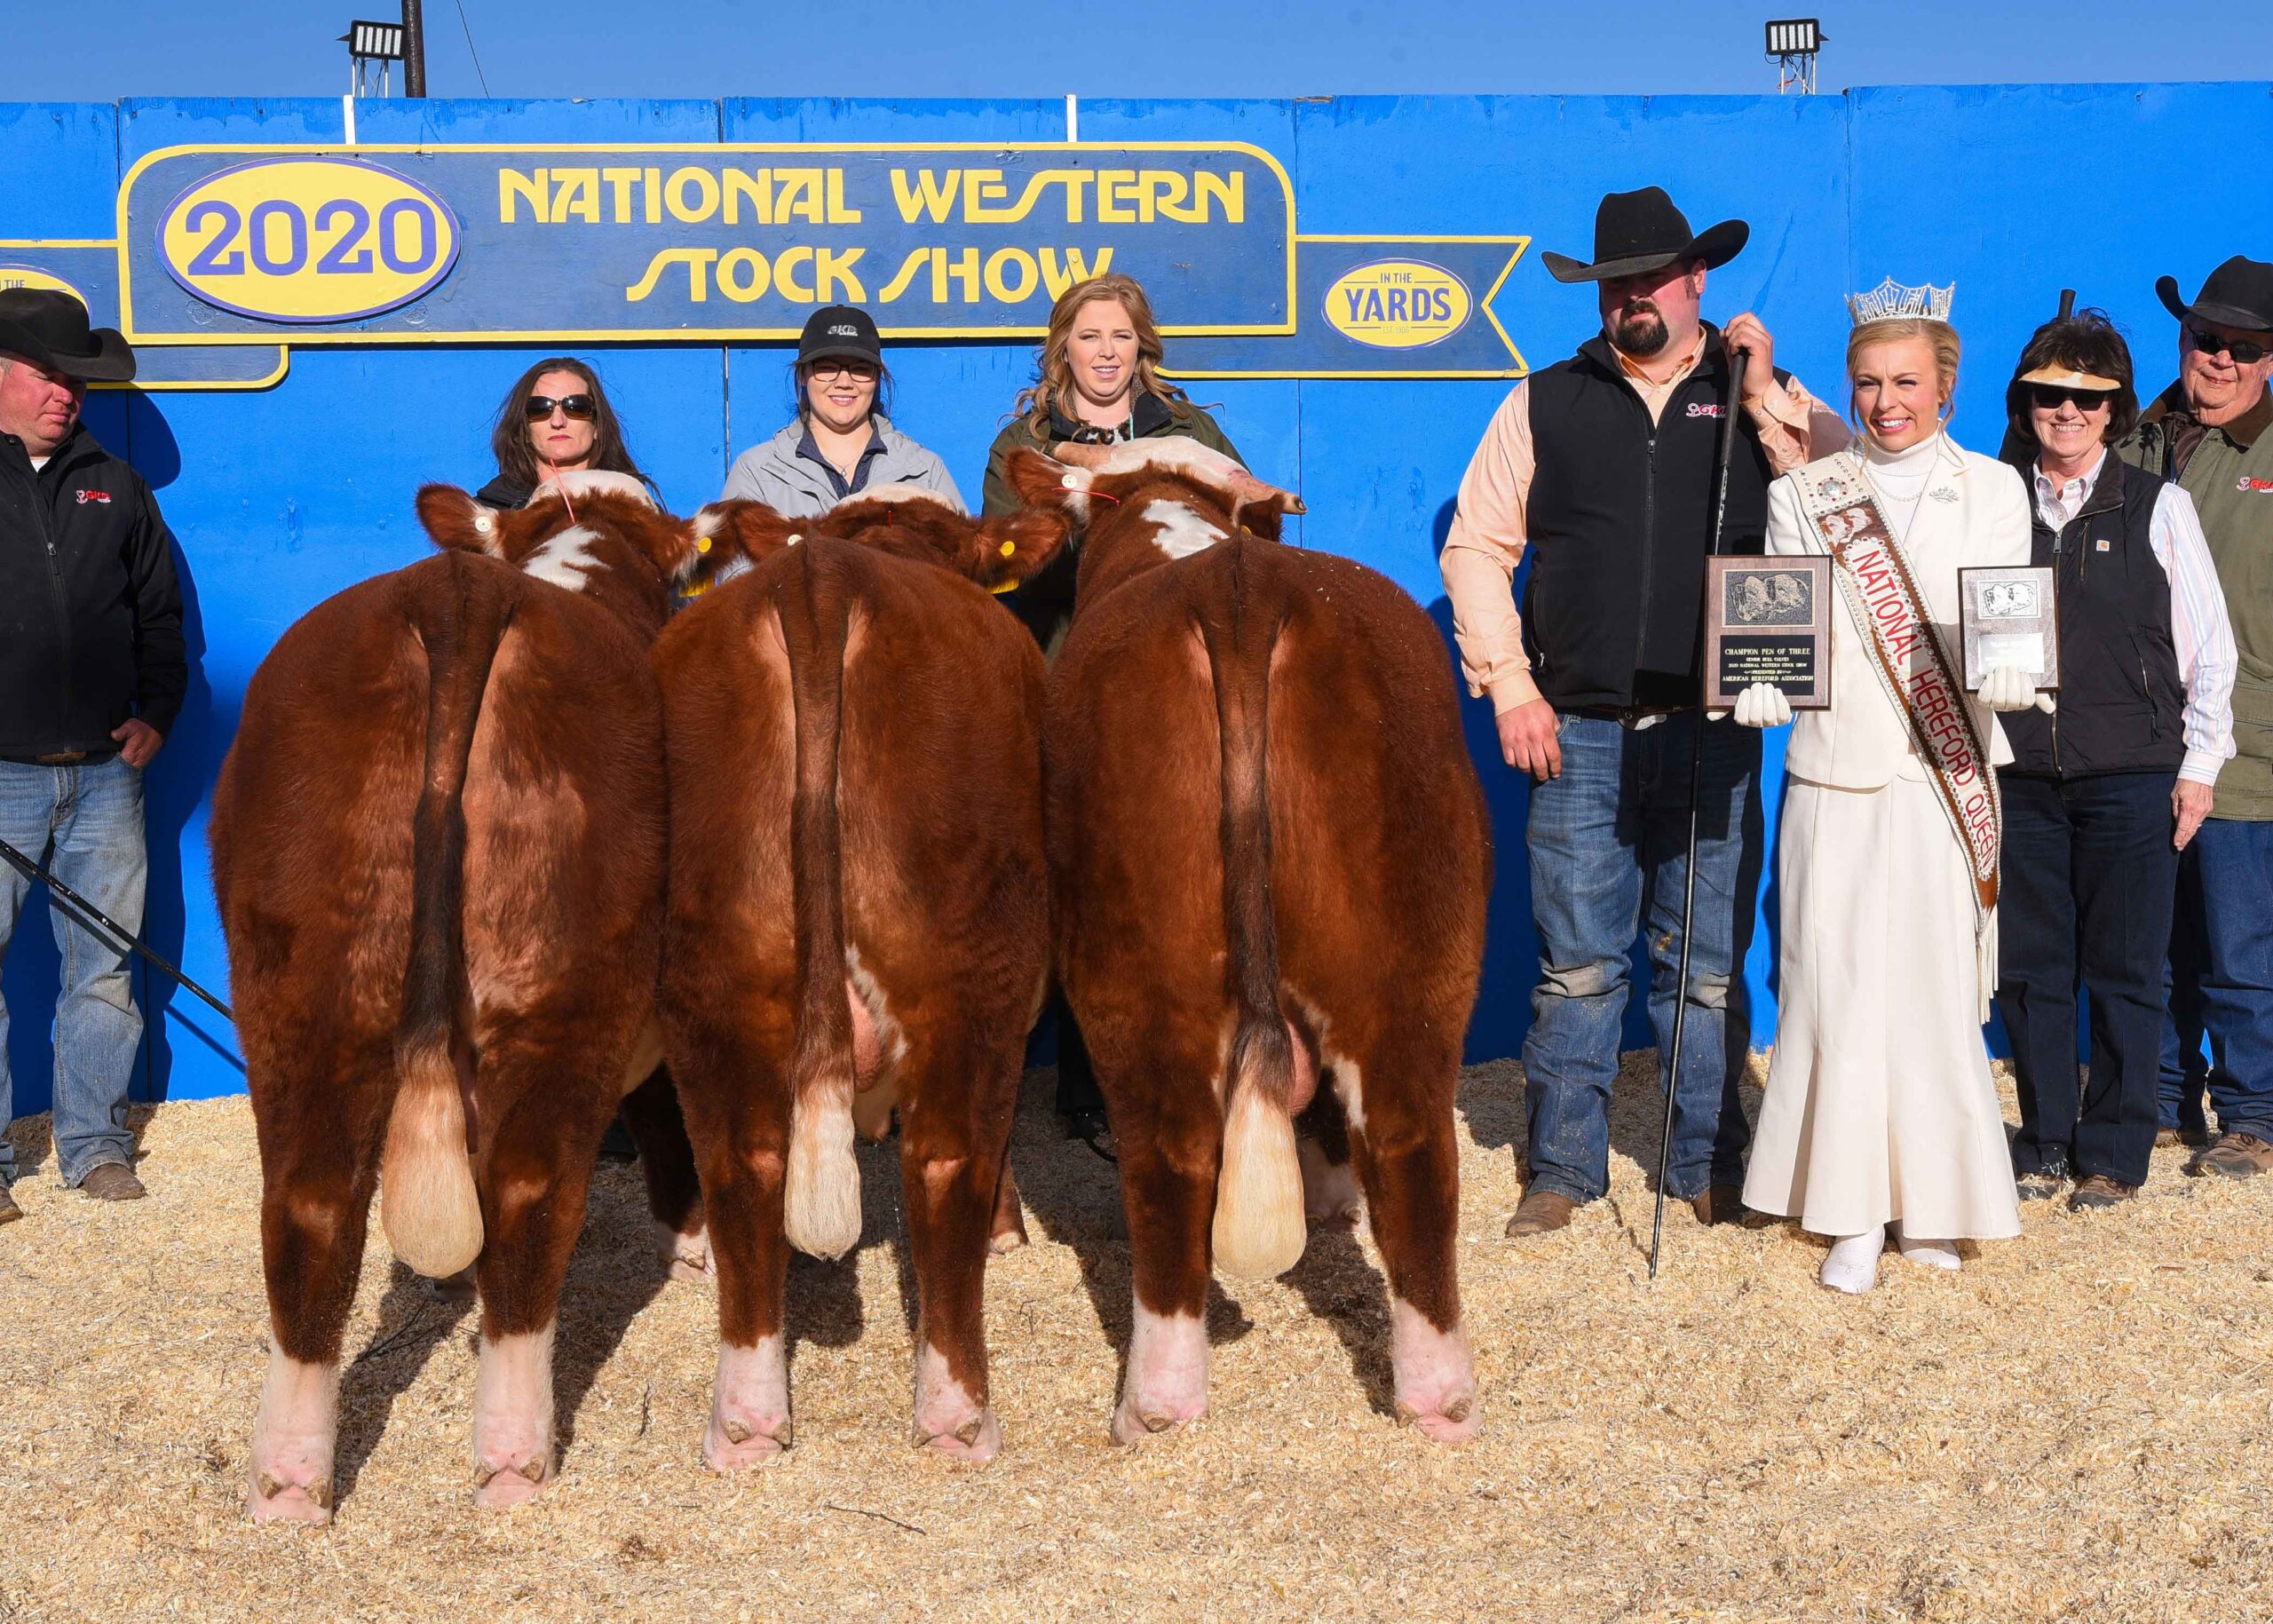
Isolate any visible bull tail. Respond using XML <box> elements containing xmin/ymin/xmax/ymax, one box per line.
<box><xmin>381</xmin><ymin>556</ymin><xmax>510</xmax><ymax>1279</ymax></box>
<box><xmin>1200</xmin><ymin>543</ymin><xmax>1306</xmax><ymax>1280</ymax></box>
<box><xmin>777</xmin><ymin>546</ymin><xmax>862</xmax><ymax>1261</ymax></box>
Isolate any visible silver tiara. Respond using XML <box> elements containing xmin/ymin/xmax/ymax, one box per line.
<box><xmin>1847</xmin><ymin>277</ymin><xmax>1955</xmax><ymax>325</ymax></box>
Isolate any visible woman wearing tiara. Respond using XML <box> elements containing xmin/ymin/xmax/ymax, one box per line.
<box><xmin>1735</xmin><ymin>285</ymin><xmax>2044</xmax><ymax>1293</ymax></box>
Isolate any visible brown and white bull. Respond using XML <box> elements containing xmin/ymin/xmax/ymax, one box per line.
<box><xmin>210</xmin><ymin>472</ymin><xmax>706</xmax><ymax>1523</ymax></box>
<box><xmin>1003</xmin><ymin>440</ymin><xmax>1492</xmax><ymax>1444</ymax></box>
<box><xmin>653</xmin><ymin>487</ymin><xmax>1069</xmax><ymax>1466</ymax></box>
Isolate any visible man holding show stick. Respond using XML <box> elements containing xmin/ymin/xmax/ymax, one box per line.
<box><xmin>1440</xmin><ymin>186</ymin><xmax>1845</xmax><ymax>1239</ymax></box>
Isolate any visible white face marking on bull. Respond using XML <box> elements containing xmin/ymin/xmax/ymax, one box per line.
<box><xmin>1138</xmin><ymin>498</ymin><xmax>1229</xmax><ymax>560</ymax></box>
<box><xmin>519</xmin><ymin>524</ymin><xmax>603</xmax><ymax>593</ymax></box>
<box><xmin>529</xmin><ymin>468</ymin><xmax>653</xmax><ymax>508</ymax></box>
<box><xmin>849</xmin><ymin>483</ymin><xmax>956</xmax><ymax>511</ymax></box>
<box><xmin>1073</xmin><ymin>435</ymin><xmax>1243</xmax><ymax>484</ymax></box>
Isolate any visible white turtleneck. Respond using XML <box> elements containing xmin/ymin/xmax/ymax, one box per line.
<box><xmin>1858</xmin><ymin>432</ymin><xmax>1945</xmax><ymax>540</ymax></box>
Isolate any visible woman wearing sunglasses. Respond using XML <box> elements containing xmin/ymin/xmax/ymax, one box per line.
<box><xmin>720</xmin><ymin>305</ymin><xmax>963</xmax><ymax>519</ymax></box>
<box><xmin>479</xmin><ymin>356</ymin><xmax>653</xmax><ymax>509</ymax></box>
<box><xmin>1994</xmin><ymin>301</ymin><xmax>2236</xmax><ymax>1211</ymax></box>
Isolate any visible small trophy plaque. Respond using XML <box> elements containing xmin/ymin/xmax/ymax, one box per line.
<box><xmin>1704</xmin><ymin>555</ymin><xmax>1832</xmax><ymax>710</ymax></box>
<box><xmin>1959</xmin><ymin>566</ymin><xmax>2060</xmax><ymax>692</ymax></box>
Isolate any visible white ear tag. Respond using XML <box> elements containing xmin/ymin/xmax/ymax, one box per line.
<box><xmin>472</xmin><ymin>514</ymin><xmax>495</xmax><ymax>535</ymax></box>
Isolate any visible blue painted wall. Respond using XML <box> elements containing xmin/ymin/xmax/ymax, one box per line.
<box><xmin>0</xmin><ymin>84</ymin><xmax>2253</xmax><ymax>1106</ymax></box>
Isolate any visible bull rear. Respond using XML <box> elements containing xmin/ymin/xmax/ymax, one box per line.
<box><xmin>381</xmin><ymin>553</ymin><xmax>510</xmax><ymax>1279</ymax></box>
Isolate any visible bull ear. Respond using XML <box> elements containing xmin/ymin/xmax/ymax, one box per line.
<box><xmin>1002</xmin><ymin>447</ymin><xmax>1091</xmax><ymax>519</ymax></box>
<box><xmin>684</xmin><ymin>500</ymin><xmax>804</xmax><ymax>587</ymax></box>
<box><xmin>416</xmin><ymin>484</ymin><xmax>509</xmax><ymax>558</ymax></box>
<box><xmin>971</xmin><ymin>508</ymin><xmax>1073</xmax><ymax>593</ymax></box>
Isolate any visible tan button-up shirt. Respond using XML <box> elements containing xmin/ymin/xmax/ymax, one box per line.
<box><xmin>1440</xmin><ymin>332</ymin><xmax>1849</xmax><ymax>712</ymax></box>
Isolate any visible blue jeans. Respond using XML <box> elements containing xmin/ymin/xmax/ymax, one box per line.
<box><xmin>2160</xmin><ymin>817</ymin><xmax>2273</xmax><ymax>1141</ymax></box>
<box><xmin>0</xmin><ymin>756</ymin><xmax>147</xmax><ymax>1187</ymax></box>
<box><xmin>1522</xmin><ymin>712</ymin><xmax>1762</xmax><ymax>1204</ymax></box>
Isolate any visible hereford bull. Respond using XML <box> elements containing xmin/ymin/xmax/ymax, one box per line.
<box><xmin>210</xmin><ymin>471</ymin><xmax>706</xmax><ymax>1524</ymax></box>
<box><xmin>654</xmin><ymin>487</ymin><xmax>1069</xmax><ymax>1467</ymax></box>
<box><xmin>1003</xmin><ymin>440</ymin><xmax>1492</xmax><ymax>1445</ymax></box>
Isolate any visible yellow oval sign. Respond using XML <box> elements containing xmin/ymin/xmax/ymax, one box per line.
<box><xmin>0</xmin><ymin>265</ymin><xmax>91</xmax><ymax>305</ymax></box>
<box><xmin>159</xmin><ymin>158</ymin><xmax>460</xmax><ymax>324</ymax></box>
<box><xmin>1322</xmin><ymin>258</ymin><xmax>1470</xmax><ymax>351</ymax></box>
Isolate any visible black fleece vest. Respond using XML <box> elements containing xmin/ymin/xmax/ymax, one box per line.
<box><xmin>1522</xmin><ymin>329</ymin><xmax>1779</xmax><ymax>710</ymax></box>
<box><xmin>1999</xmin><ymin>456</ymin><xmax>2186</xmax><ymax>778</ymax></box>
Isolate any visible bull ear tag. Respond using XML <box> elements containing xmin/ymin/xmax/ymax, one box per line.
<box><xmin>695</xmin><ymin>536</ymin><xmax>712</xmax><ymax>553</ymax></box>
<box><xmin>999</xmin><ymin>540</ymin><xmax>1016</xmax><ymax>557</ymax></box>
<box><xmin>472</xmin><ymin>514</ymin><xmax>495</xmax><ymax>535</ymax></box>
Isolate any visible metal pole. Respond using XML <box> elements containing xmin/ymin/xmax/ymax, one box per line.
<box><xmin>1648</xmin><ymin>343</ymin><xmax>1750</xmax><ymax>1281</ymax></box>
<box><xmin>402</xmin><ymin>0</ymin><xmax>427</xmax><ymax>97</ymax></box>
<box><xmin>0</xmin><ymin>834</ymin><xmax>234</xmax><ymax>1022</ymax></box>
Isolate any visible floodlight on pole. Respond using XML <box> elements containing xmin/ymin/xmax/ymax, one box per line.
<box><xmin>1765</xmin><ymin>18</ymin><xmax>1826</xmax><ymax>94</ymax></box>
<box><xmin>343</xmin><ymin>19</ymin><xmax>405</xmax><ymax>98</ymax></box>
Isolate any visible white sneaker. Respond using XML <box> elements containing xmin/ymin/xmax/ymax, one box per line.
<box><xmin>1819</xmin><ymin>1225</ymin><xmax>1885</xmax><ymax>1294</ymax></box>
<box><xmin>1892</xmin><ymin>1227</ymin><xmax>1961</xmax><ymax>1271</ymax></box>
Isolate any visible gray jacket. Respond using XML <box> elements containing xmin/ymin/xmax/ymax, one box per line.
<box><xmin>721</xmin><ymin>416</ymin><xmax>966</xmax><ymax>519</ymax></box>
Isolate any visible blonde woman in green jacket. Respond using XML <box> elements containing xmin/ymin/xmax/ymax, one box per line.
<box><xmin>980</xmin><ymin>273</ymin><xmax>1245</xmax><ymax>1152</ymax></box>
<box><xmin>982</xmin><ymin>273</ymin><xmax>1244</xmax><ymax>652</ymax></box>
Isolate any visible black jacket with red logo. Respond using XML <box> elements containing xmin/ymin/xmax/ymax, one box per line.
<box><xmin>0</xmin><ymin>417</ymin><xmax>186</xmax><ymax>759</ymax></box>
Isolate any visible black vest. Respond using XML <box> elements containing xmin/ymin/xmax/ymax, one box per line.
<box><xmin>1999</xmin><ymin>455</ymin><xmax>2187</xmax><ymax>777</ymax></box>
<box><xmin>1522</xmin><ymin>327</ymin><xmax>1779</xmax><ymax>709</ymax></box>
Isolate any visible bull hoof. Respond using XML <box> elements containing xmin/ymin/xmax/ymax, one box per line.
<box><xmin>1108</xmin><ymin>1398</ymin><xmax>1205</xmax><ymax>1446</ymax></box>
<box><xmin>703</xmin><ymin>1411</ymin><xmax>793</xmax><ymax>1471</ymax></box>
<box><xmin>987</xmin><ymin>1227</ymin><xmax>1027</xmax><ymax>1257</ymax></box>
<box><xmin>915</xmin><ymin>1407</ymin><xmax>1002</xmax><ymax>1463</ymax></box>
<box><xmin>471</xmin><ymin>1454</ymin><xmax>552</xmax><ymax>1509</ymax></box>
<box><xmin>247</xmin><ymin>1468</ymin><xmax>333</xmax><ymax>1526</ymax></box>
<box><xmin>1393</xmin><ymin>1391</ymin><xmax>1480</xmax><ymax>1446</ymax></box>
<box><xmin>424</xmin><ymin>1267</ymin><xmax>478</xmax><ymax>1304</ymax></box>
<box><xmin>656</xmin><ymin>1223</ymin><xmax>714</xmax><ymax>1283</ymax></box>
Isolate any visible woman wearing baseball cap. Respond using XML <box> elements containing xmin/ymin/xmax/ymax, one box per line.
<box><xmin>721</xmin><ymin>305</ymin><xmax>964</xmax><ymax>518</ymax></box>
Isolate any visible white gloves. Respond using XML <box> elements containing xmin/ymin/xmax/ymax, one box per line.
<box><xmin>1730</xmin><ymin>682</ymin><xmax>1793</xmax><ymax>729</ymax></box>
<box><xmin>1979</xmin><ymin>665</ymin><xmax>2056</xmax><ymax>714</ymax></box>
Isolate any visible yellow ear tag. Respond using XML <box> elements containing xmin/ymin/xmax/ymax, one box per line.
<box><xmin>999</xmin><ymin>540</ymin><xmax>1016</xmax><ymax>557</ymax></box>
<box><xmin>696</xmin><ymin>535</ymin><xmax>712</xmax><ymax>553</ymax></box>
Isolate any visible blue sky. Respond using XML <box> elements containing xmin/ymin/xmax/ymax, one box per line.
<box><xmin>6</xmin><ymin>0</ymin><xmax>2272</xmax><ymax>101</ymax></box>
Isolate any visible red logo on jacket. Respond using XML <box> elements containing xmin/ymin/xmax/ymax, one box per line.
<box><xmin>1686</xmin><ymin>402</ymin><xmax>1726</xmax><ymax>418</ymax></box>
<box><xmin>2237</xmin><ymin>476</ymin><xmax>2273</xmax><ymax>493</ymax></box>
<box><xmin>75</xmin><ymin>488</ymin><xmax>112</xmax><ymax>504</ymax></box>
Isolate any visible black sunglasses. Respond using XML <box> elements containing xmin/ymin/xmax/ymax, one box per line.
<box><xmin>2029</xmin><ymin>384</ymin><xmax>2116</xmax><ymax>411</ymax></box>
<box><xmin>524</xmin><ymin>392</ymin><xmax>598</xmax><ymax>421</ymax></box>
<box><xmin>2186</xmin><ymin>325</ymin><xmax>2269</xmax><ymax>365</ymax></box>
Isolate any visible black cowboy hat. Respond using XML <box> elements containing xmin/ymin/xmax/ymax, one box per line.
<box><xmin>1539</xmin><ymin>186</ymin><xmax>1750</xmax><ymax>284</ymax></box>
<box><xmin>2157</xmin><ymin>256</ymin><xmax>2273</xmax><ymax>335</ymax></box>
<box><xmin>0</xmin><ymin>288</ymin><xmax>136</xmax><ymax>383</ymax></box>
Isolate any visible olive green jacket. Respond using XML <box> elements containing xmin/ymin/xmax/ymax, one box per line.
<box><xmin>979</xmin><ymin>392</ymin><xmax>1243</xmax><ymax>649</ymax></box>
<box><xmin>2120</xmin><ymin>384</ymin><xmax>2273</xmax><ymax>819</ymax></box>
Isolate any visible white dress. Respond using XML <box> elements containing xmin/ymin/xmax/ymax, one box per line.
<box><xmin>1741</xmin><ymin>434</ymin><xmax>2027</xmax><ymax>1241</ymax></box>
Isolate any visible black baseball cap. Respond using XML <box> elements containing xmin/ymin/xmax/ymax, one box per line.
<box><xmin>797</xmin><ymin>305</ymin><xmax>883</xmax><ymax>367</ymax></box>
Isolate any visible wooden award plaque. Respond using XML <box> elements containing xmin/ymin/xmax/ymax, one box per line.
<box><xmin>1704</xmin><ymin>555</ymin><xmax>1832</xmax><ymax>710</ymax></box>
<box><xmin>1959</xmin><ymin>565</ymin><xmax>2060</xmax><ymax>692</ymax></box>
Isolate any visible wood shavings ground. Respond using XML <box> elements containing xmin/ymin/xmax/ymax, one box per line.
<box><xmin>1</xmin><ymin>1056</ymin><xmax>2267</xmax><ymax>1622</ymax></box>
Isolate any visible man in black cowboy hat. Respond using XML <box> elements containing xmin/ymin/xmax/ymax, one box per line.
<box><xmin>1440</xmin><ymin>186</ymin><xmax>1844</xmax><ymax>1239</ymax></box>
<box><xmin>0</xmin><ymin>289</ymin><xmax>186</xmax><ymax>1220</ymax></box>
<box><xmin>2120</xmin><ymin>256</ymin><xmax>2273</xmax><ymax>1182</ymax></box>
